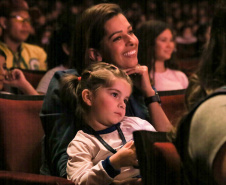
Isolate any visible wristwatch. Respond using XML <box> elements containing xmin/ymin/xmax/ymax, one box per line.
<box><xmin>144</xmin><ymin>92</ymin><xmax>161</xmax><ymax>106</ymax></box>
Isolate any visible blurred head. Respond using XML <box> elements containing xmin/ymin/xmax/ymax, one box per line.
<box><xmin>0</xmin><ymin>49</ymin><xmax>7</xmax><ymax>90</ymax></box>
<box><xmin>0</xmin><ymin>0</ymin><xmax>40</xmax><ymax>43</ymax></box>
<box><xmin>197</xmin><ymin>2</ymin><xmax>226</xmax><ymax>91</ymax></box>
<box><xmin>72</xmin><ymin>3</ymin><xmax>139</xmax><ymax>74</ymax></box>
<box><xmin>61</xmin><ymin>62</ymin><xmax>133</xmax><ymax>127</ymax></box>
<box><xmin>47</xmin><ymin>26</ymin><xmax>73</xmax><ymax>69</ymax></box>
<box><xmin>136</xmin><ymin>20</ymin><xmax>176</xmax><ymax>72</ymax></box>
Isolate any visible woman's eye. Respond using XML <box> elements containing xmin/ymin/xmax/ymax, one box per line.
<box><xmin>113</xmin><ymin>36</ymin><xmax>121</xmax><ymax>42</ymax></box>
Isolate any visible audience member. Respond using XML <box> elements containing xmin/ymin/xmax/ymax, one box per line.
<box><xmin>136</xmin><ymin>20</ymin><xmax>188</xmax><ymax>91</ymax></box>
<box><xmin>40</xmin><ymin>3</ymin><xmax>172</xmax><ymax>178</ymax></box>
<box><xmin>63</xmin><ymin>62</ymin><xmax>154</xmax><ymax>184</ymax></box>
<box><xmin>36</xmin><ymin>26</ymin><xmax>72</xmax><ymax>94</ymax></box>
<box><xmin>175</xmin><ymin>2</ymin><xmax>226</xmax><ymax>185</ymax></box>
<box><xmin>175</xmin><ymin>25</ymin><xmax>197</xmax><ymax>44</ymax></box>
<box><xmin>0</xmin><ymin>48</ymin><xmax>38</xmax><ymax>95</ymax></box>
<box><xmin>0</xmin><ymin>0</ymin><xmax>47</xmax><ymax>70</ymax></box>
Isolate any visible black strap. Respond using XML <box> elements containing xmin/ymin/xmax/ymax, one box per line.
<box><xmin>85</xmin><ymin>124</ymin><xmax>126</xmax><ymax>154</ymax></box>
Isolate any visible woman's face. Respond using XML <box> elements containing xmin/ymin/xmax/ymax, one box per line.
<box><xmin>0</xmin><ymin>55</ymin><xmax>7</xmax><ymax>90</ymax></box>
<box><xmin>99</xmin><ymin>14</ymin><xmax>139</xmax><ymax>69</ymax></box>
<box><xmin>155</xmin><ymin>29</ymin><xmax>175</xmax><ymax>62</ymax></box>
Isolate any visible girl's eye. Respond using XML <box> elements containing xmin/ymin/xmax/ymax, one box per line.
<box><xmin>111</xmin><ymin>92</ymin><xmax>118</xmax><ymax>97</ymax></box>
<box><xmin>113</xmin><ymin>36</ymin><xmax>122</xmax><ymax>42</ymax></box>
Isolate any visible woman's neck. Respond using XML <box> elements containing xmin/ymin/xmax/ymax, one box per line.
<box><xmin>155</xmin><ymin>60</ymin><xmax>166</xmax><ymax>73</ymax></box>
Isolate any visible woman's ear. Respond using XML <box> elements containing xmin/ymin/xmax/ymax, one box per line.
<box><xmin>88</xmin><ymin>48</ymin><xmax>103</xmax><ymax>61</ymax></box>
<box><xmin>82</xmin><ymin>89</ymin><xmax>93</xmax><ymax>106</ymax></box>
<box><xmin>0</xmin><ymin>17</ymin><xmax>7</xmax><ymax>29</ymax></box>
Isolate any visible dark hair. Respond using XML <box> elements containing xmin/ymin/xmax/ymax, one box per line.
<box><xmin>0</xmin><ymin>49</ymin><xmax>6</xmax><ymax>60</ymax></box>
<box><xmin>46</xmin><ymin>26</ymin><xmax>73</xmax><ymax>69</ymax></box>
<box><xmin>136</xmin><ymin>20</ymin><xmax>177</xmax><ymax>84</ymax></box>
<box><xmin>0</xmin><ymin>0</ymin><xmax>40</xmax><ymax>19</ymax></box>
<box><xmin>60</xmin><ymin>62</ymin><xmax>132</xmax><ymax>125</ymax></box>
<box><xmin>197</xmin><ymin>5</ymin><xmax>226</xmax><ymax>90</ymax></box>
<box><xmin>185</xmin><ymin>2</ymin><xmax>226</xmax><ymax>110</ymax></box>
<box><xmin>71</xmin><ymin>3</ymin><xmax>122</xmax><ymax>74</ymax></box>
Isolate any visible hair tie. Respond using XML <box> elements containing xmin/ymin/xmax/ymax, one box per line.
<box><xmin>78</xmin><ymin>76</ymin><xmax>81</xmax><ymax>81</ymax></box>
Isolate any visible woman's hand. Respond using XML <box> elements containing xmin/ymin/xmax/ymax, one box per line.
<box><xmin>124</xmin><ymin>64</ymin><xmax>155</xmax><ymax>97</ymax></box>
<box><xmin>109</xmin><ymin>140</ymin><xmax>138</xmax><ymax>170</ymax></box>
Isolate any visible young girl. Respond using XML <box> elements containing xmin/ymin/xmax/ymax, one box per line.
<box><xmin>61</xmin><ymin>62</ymin><xmax>156</xmax><ymax>185</ymax></box>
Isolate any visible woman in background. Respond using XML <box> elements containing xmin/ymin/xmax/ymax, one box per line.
<box><xmin>36</xmin><ymin>26</ymin><xmax>73</xmax><ymax>94</ymax></box>
<box><xmin>136</xmin><ymin>20</ymin><xmax>188</xmax><ymax>91</ymax></box>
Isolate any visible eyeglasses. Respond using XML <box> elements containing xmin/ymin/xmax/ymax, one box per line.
<box><xmin>9</xmin><ymin>15</ymin><xmax>32</xmax><ymax>24</ymax></box>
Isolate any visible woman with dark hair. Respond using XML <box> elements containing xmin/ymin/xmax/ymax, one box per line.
<box><xmin>136</xmin><ymin>20</ymin><xmax>188</xmax><ymax>91</ymax></box>
<box><xmin>36</xmin><ymin>26</ymin><xmax>72</xmax><ymax>94</ymax></box>
<box><xmin>40</xmin><ymin>3</ymin><xmax>172</xmax><ymax>179</ymax></box>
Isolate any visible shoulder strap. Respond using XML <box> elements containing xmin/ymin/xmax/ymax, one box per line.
<box><xmin>174</xmin><ymin>86</ymin><xmax>226</xmax><ymax>185</ymax></box>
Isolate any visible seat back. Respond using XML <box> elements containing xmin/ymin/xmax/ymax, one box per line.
<box><xmin>133</xmin><ymin>131</ymin><xmax>181</xmax><ymax>185</ymax></box>
<box><xmin>22</xmin><ymin>69</ymin><xmax>46</xmax><ymax>88</ymax></box>
<box><xmin>159</xmin><ymin>89</ymin><xmax>186</xmax><ymax>127</ymax></box>
<box><xmin>0</xmin><ymin>93</ymin><xmax>45</xmax><ymax>174</ymax></box>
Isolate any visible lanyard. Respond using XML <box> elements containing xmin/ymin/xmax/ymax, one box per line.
<box><xmin>85</xmin><ymin>124</ymin><xmax>126</xmax><ymax>154</ymax></box>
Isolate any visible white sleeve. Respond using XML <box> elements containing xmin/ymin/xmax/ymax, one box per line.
<box><xmin>66</xmin><ymin>139</ymin><xmax>114</xmax><ymax>185</ymax></box>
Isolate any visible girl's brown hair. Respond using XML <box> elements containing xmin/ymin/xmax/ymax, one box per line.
<box><xmin>60</xmin><ymin>62</ymin><xmax>132</xmax><ymax>125</ymax></box>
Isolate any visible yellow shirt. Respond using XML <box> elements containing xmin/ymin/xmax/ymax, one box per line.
<box><xmin>0</xmin><ymin>41</ymin><xmax>47</xmax><ymax>71</ymax></box>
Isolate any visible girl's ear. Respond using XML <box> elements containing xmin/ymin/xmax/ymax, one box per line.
<box><xmin>82</xmin><ymin>89</ymin><xmax>93</xmax><ymax>106</ymax></box>
<box><xmin>88</xmin><ymin>48</ymin><xmax>103</xmax><ymax>61</ymax></box>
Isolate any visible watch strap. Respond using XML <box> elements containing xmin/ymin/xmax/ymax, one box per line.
<box><xmin>145</xmin><ymin>93</ymin><xmax>161</xmax><ymax>106</ymax></box>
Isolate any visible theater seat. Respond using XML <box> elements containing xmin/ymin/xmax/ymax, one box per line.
<box><xmin>159</xmin><ymin>89</ymin><xmax>186</xmax><ymax>127</ymax></box>
<box><xmin>133</xmin><ymin>131</ymin><xmax>181</xmax><ymax>185</ymax></box>
<box><xmin>22</xmin><ymin>69</ymin><xmax>46</xmax><ymax>88</ymax></box>
<box><xmin>0</xmin><ymin>93</ymin><xmax>45</xmax><ymax>173</ymax></box>
<box><xmin>0</xmin><ymin>93</ymin><xmax>73</xmax><ymax>185</ymax></box>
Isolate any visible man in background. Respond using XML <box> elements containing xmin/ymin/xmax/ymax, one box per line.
<box><xmin>0</xmin><ymin>0</ymin><xmax>47</xmax><ymax>71</ymax></box>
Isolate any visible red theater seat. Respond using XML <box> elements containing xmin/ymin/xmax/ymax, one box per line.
<box><xmin>133</xmin><ymin>131</ymin><xmax>181</xmax><ymax>185</ymax></box>
<box><xmin>0</xmin><ymin>93</ymin><xmax>73</xmax><ymax>185</ymax></box>
<box><xmin>22</xmin><ymin>69</ymin><xmax>46</xmax><ymax>88</ymax></box>
<box><xmin>159</xmin><ymin>90</ymin><xmax>186</xmax><ymax>127</ymax></box>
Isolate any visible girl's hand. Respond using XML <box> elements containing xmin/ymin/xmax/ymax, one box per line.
<box><xmin>124</xmin><ymin>64</ymin><xmax>155</xmax><ymax>97</ymax></box>
<box><xmin>4</xmin><ymin>69</ymin><xmax>28</xmax><ymax>89</ymax></box>
<box><xmin>109</xmin><ymin>140</ymin><xmax>138</xmax><ymax>170</ymax></box>
<box><xmin>4</xmin><ymin>69</ymin><xmax>38</xmax><ymax>95</ymax></box>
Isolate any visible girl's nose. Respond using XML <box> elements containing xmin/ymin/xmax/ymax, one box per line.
<box><xmin>118</xmin><ymin>100</ymin><xmax>126</xmax><ymax>109</ymax></box>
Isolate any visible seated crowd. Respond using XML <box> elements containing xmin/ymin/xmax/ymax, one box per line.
<box><xmin>0</xmin><ymin>0</ymin><xmax>225</xmax><ymax>185</ymax></box>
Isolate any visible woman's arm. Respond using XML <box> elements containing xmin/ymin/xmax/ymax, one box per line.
<box><xmin>124</xmin><ymin>65</ymin><xmax>172</xmax><ymax>131</ymax></box>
